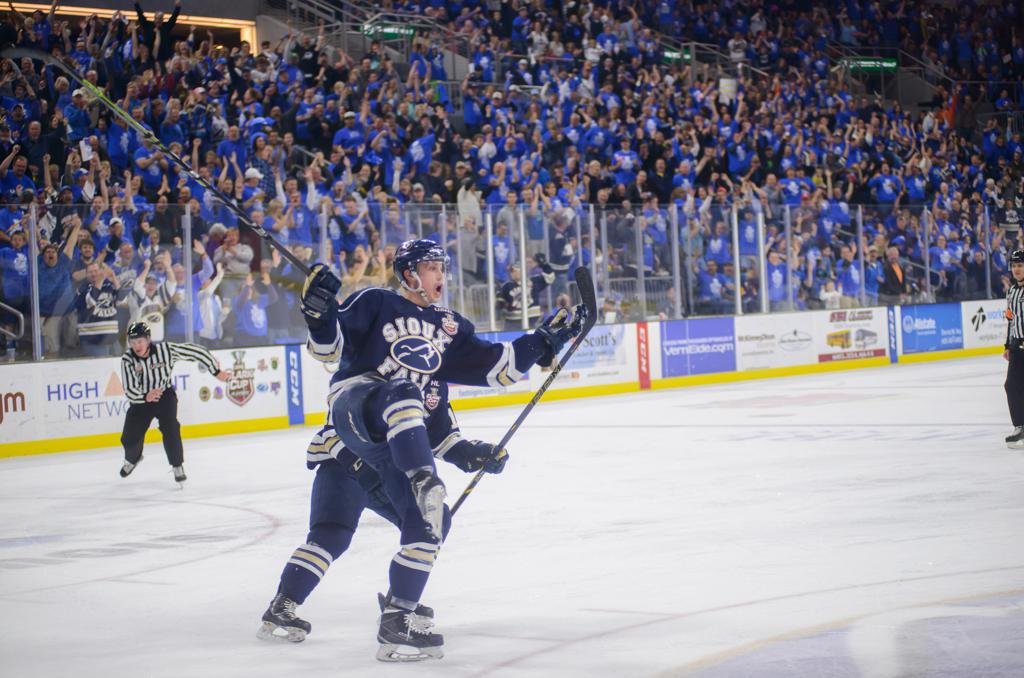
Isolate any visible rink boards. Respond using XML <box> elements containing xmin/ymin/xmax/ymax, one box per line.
<box><xmin>0</xmin><ymin>300</ymin><xmax>1006</xmax><ymax>456</ymax></box>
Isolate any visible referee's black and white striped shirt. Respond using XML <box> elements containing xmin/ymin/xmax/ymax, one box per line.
<box><xmin>1007</xmin><ymin>282</ymin><xmax>1024</xmax><ymax>348</ymax></box>
<box><xmin>120</xmin><ymin>342</ymin><xmax>221</xmax><ymax>404</ymax></box>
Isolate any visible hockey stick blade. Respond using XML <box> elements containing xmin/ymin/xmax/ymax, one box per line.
<box><xmin>2</xmin><ymin>47</ymin><xmax>312</xmax><ymax>276</ymax></box>
<box><xmin>451</xmin><ymin>266</ymin><xmax>598</xmax><ymax>515</ymax></box>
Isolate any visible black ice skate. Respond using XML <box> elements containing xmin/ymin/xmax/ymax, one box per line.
<box><xmin>1007</xmin><ymin>426</ymin><xmax>1024</xmax><ymax>449</ymax></box>
<box><xmin>172</xmin><ymin>465</ymin><xmax>187</xmax><ymax>485</ymax></box>
<box><xmin>119</xmin><ymin>455</ymin><xmax>142</xmax><ymax>478</ymax></box>
<box><xmin>409</xmin><ymin>469</ymin><xmax>446</xmax><ymax>539</ymax></box>
<box><xmin>377</xmin><ymin>592</ymin><xmax>434</xmax><ymax>618</ymax></box>
<box><xmin>376</xmin><ymin>606</ymin><xmax>444</xmax><ymax>662</ymax></box>
<box><xmin>257</xmin><ymin>594</ymin><xmax>311</xmax><ymax>643</ymax></box>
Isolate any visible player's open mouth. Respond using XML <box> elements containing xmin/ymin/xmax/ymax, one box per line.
<box><xmin>434</xmin><ymin>284</ymin><xmax>443</xmax><ymax>296</ymax></box>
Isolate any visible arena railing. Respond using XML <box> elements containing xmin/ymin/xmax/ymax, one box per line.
<box><xmin>0</xmin><ymin>198</ymin><xmax>1010</xmax><ymax>363</ymax></box>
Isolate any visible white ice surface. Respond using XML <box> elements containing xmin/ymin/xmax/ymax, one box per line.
<box><xmin>2</xmin><ymin>356</ymin><xmax>1023</xmax><ymax>678</ymax></box>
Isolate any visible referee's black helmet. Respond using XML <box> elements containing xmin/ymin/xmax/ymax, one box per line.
<box><xmin>1011</xmin><ymin>250</ymin><xmax>1024</xmax><ymax>264</ymax></box>
<box><xmin>126</xmin><ymin>321</ymin><xmax>151</xmax><ymax>340</ymax></box>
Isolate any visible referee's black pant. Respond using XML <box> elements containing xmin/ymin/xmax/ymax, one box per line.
<box><xmin>121</xmin><ymin>388</ymin><xmax>184</xmax><ymax>466</ymax></box>
<box><xmin>1006</xmin><ymin>349</ymin><xmax>1024</xmax><ymax>426</ymax></box>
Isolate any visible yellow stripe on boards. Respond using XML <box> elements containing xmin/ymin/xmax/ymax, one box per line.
<box><xmin>897</xmin><ymin>345</ymin><xmax>1002</xmax><ymax>364</ymax></box>
<box><xmin>0</xmin><ymin>416</ymin><xmax>289</xmax><ymax>458</ymax></box>
<box><xmin>2</xmin><ymin>345</ymin><xmax>1004</xmax><ymax>459</ymax></box>
<box><xmin>652</xmin><ymin>356</ymin><xmax>891</xmax><ymax>390</ymax></box>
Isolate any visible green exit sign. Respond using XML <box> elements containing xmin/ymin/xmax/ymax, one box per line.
<box><xmin>662</xmin><ymin>50</ymin><xmax>693</xmax><ymax>64</ymax></box>
<box><xmin>361</xmin><ymin>23</ymin><xmax>416</xmax><ymax>39</ymax></box>
<box><xmin>840</xmin><ymin>57</ymin><xmax>898</xmax><ymax>73</ymax></box>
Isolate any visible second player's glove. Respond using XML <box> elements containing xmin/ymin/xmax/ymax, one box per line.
<box><xmin>535</xmin><ymin>303</ymin><xmax>589</xmax><ymax>367</ymax></box>
<box><xmin>445</xmin><ymin>440</ymin><xmax>508</xmax><ymax>474</ymax></box>
<box><xmin>301</xmin><ymin>263</ymin><xmax>342</xmax><ymax>329</ymax></box>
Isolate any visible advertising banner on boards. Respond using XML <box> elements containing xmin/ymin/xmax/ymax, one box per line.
<box><xmin>899</xmin><ymin>303</ymin><xmax>964</xmax><ymax>354</ymax></box>
<box><xmin>734</xmin><ymin>314</ymin><xmax>816</xmax><ymax>371</ymax></box>
<box><xmin>660</xmin><ymin>318</ymin><xmax>736</xmax><ymax>377</ymax></box>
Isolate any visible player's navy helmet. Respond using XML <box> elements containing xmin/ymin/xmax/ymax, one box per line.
<box><xmin>394</xmin><ymin>239</ymin><xmax>450</xmax><ymax>292</ymax></box>
<box><xmin>1011</xmin><ymin>250</ymin><xmax>1024</xmax><ymax>264</ymax></box>
<box><xmin>126</xmin><ymin>321</ymin><xmax>151</xmax><ymax>340</ymax></box>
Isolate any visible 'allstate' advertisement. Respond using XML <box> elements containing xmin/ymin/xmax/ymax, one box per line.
<box><xmin>900</xmin><ymin>303</ymin><xmax>964</xmax><ymax>353</ymax></box>
<box><xmin>660</xmin><ymin>318</ymin><xmax>736</xmax><ymax>377</ymax></box>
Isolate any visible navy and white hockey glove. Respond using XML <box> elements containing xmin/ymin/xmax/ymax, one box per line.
<box><xmin>535</xmin><ymin>303</ymin><xmax>589</xmax><ymax>367</ymax></box>
<box><xmin>301</xmin><ymin>263</ymin><xmax>342</xmax><ymax>328</ymax></box>
<box><xmin>445</xmin><ymin>440</ymin><xmax>508</xmax><ymax>474</ymax></box>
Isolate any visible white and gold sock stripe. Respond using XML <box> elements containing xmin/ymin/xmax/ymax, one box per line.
<box><xmin>383</xmin><ymin>399</ymin><xmax>426</xmax><ymax>441</ymax></box>
<box><xmin>287</xmin><ymin>542</ymin><xmax>334</xmax><ymax>579</ymax></box>
<box><xmin>392</xmin><ymin>541</ymin><xmax>440</xmax><ymax>573</ymax></box>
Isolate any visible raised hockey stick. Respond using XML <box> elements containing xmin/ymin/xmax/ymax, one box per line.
<box><xmin>450</xmin><ymin>265</ymin><xmax>598</xmax><ymax>515</ymax></box>
<box><xmin>2</xmin><ymin>47</ymin><xmax>312</xmax><ymax>275</ymax></box>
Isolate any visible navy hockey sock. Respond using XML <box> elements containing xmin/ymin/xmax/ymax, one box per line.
<box><xmin>278</xmin><ymin>538</ymin><xmax>345</xmax><ymax>604</ymax></box>
<box><xmin>387</xmin><ymin>508</ymin><xmax>451</xmax><ymax>608</ymax></box>
<box><xmin>388</xmin><ymin>541</ymin><xmax>440</xmax><ymax>608</ymax></box>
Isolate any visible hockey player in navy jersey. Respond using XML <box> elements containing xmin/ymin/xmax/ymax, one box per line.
<box><xmin>259</xmin><ymin>239</ymin><xmax>587</xmax><ymax>661</ymax></box>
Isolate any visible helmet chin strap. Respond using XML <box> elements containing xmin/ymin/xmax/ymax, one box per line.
<box><xmin>401</xmin><ymin>271</ymin><xmax>433</xmax><ymax>304</ymax></box>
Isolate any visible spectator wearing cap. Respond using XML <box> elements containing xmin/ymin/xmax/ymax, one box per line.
<box><xmin>241</xmin><ymin>167</ymin><xmax>267</xmax><ymax>211</ymax></box>
<box><xmin>134</xmin><ymin>137</ymin><xmax>168</xmax><ymax>201</ymax></box>
<box><xmin>332</xmin><ymin>111</ymin><xmax>364</xmax><ymax>152</ymax></box>
<box><xmin>127</xmin><ymin>256</ymin><xmax>173</xmax><ymax>342</ymax></box>
<box><xmin>64</xmin><ymin>89</ymin><xmax>93</xmax><ymax>145</ymax></box>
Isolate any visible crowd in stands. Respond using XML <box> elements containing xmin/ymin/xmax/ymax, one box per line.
<box><xmin>0</xmin><ymin>0</ymin><xmax>1022</xmax><ymax>360</ymax></box>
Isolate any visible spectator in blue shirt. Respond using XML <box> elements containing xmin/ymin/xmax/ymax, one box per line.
<box><xmin>836</xmin><ymin>245</ymin><xmax>862</xmax><ymax>307</ymax></box>
<box><xmin>64</xmin><ymin>89</ymin><xmax>93</xmax><ymax>144</ymax></box>
<box><xmin>766</xmin><ymin>249</ymin><xmax>788</xmax><ymax>310</ymax></box>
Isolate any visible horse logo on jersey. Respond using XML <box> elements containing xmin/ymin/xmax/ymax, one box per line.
<box><xmin>442</xmin><ymin>314</ymin><xmax>458</xmax><ymax>336</ymax></box>
<box><xmin>391</xmin><ymin>336</ymin><xmax>443</xmax><ymax>374</ymax></box>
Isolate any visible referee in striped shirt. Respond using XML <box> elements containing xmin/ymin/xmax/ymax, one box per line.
<box><xmin>1004</xmin><ymin>250</ymin><xmax>1024</xmax><ymax>449</ymax></box>
<box><xmin>119</xmin><ymin>321</ymin><xmax>231</xmax><ymax>483</ymax></box>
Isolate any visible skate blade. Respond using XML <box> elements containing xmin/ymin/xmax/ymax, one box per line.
<box><xmin>376</xmin><ymin>643</ymin><xmax>443</xmax><ymax>662</ymax></box>
<box><xmin>257</xmin><ymin>621</ymin><xmax>307</xmax><ymax>643</ymax></box>
<box><xmin>1007</xmin><ymin>440</ymin><xmax>1024</xmax><ymax>450</ymax></box>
